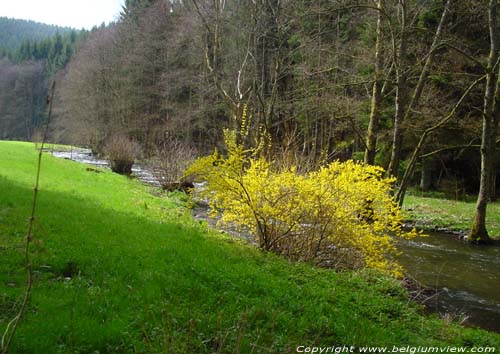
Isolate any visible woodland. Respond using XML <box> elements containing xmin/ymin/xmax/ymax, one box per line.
<box><xmin>1</xmin><ymin>0</ymin><xmax>500</xmax><ymax>244</ymax></box>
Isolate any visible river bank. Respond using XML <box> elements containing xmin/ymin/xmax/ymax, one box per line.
<box><xmin>47</xmin><ymin>145</ymin><xmax>500</xmax><ymax>333</ymax></box>
<box><xmin>48</xmin><ymin>145</ymin><xmax>499</xmax><ymax>241</ymax></box>
<box><xmin>1</xmin><ymin>141</ymin><xmax>499</xmax><ymax>352</ymax></box>
<box><xmin>3</xmin><ymin>141</ymin><xmax>500</xmax><ymax>351</ymax></box>
<box><xmin>404</xmin><ymin>195</ymin><xmax>500</xmax><ymax>240</ymax></box>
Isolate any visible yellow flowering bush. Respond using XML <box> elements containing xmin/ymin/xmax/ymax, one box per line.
<box><xmin>187</xmin><ymin>131</ymin><xmax>418</xmax><ymax>276</ymax></box>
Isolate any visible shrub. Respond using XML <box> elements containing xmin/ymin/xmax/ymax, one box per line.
<box><xmin>187</xmin><ymin>130</ymin><xmax>418</xmax><ymax>276</ymax></box>
<box><xmin>152</xmin><ymin>138</ymin><xmax>197</xmax><ymax>191</ymax></box>
<box><xmin>103</xmin><ymin>134</ymin><xmax>141</xmax><ymax>175</ymax></box>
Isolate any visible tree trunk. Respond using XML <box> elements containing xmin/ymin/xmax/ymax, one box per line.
<box><xmin>394</xmin><ymin>0</ymin><xmax>452</xmax><ymax>202</ymax></box>
<box><xmin>469</xmin><ymin>0</ymin><xmax>498</xmax><ymax>244</ymax></box>
<box><xmin>420</xmin><ymin>158</ymin><xmax>432</xmax><ymax>191</ymax></box>
<box><xmin>387</xmin><ymin>0</ymin><xmax>407</xmax><ymax>177</ymax></box>
<box><xmin>388</xmin><ymin>0</ymin><xmax>451</xmax><ymax>176</ymax></box>
<box><xmin>490</xmin><ymin>169</ymin><xmax>497</xmax><ymax>201</ymax></box>
<box><xmin>364</xmin><ymin>0</ymin><xmax>383</xmax><ymax>165</ymax></box>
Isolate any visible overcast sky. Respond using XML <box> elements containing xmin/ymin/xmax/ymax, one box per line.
<box><xmin>0</xmin><ymin>0</ymin><xmax>125</xmax><ymax>30</ymax></box>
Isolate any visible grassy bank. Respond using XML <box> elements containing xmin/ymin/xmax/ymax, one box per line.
<box><xmin>404</xmin><ymin>194</ymin><xmax>500</xmax><ymax>238</ymax></box>
<box><xmin>1</xmin><ymin>141</ymin><xmax>499</xmax><ymax>353</ymax></box>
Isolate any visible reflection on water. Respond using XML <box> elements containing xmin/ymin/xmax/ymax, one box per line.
<box><xmin>397</xmin><ymin>233</ymin><xmax>500</xmax><ymax>332</ymax></box>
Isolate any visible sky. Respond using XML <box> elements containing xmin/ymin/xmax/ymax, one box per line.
<box><xmin>0</xmin><ymin>0</ymin><xmax>125</xmax><ymax>30</ymax></box>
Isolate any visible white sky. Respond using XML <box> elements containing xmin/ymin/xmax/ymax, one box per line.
<box><xmin>0</xmin><ymin>0</ymin><xmax>125</xmax><ymax>30</ymax></box>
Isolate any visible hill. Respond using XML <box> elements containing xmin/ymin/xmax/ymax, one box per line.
<box><xmin>0</xmin><ymin>141</ymin><xmax>499</xmax><ymax>353</ymax></box>
<box><xmin>0</xmin><ymin>17</ymin><xmax>73</xmax><ymax>50</ymax></box>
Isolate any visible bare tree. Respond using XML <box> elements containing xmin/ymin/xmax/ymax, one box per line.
<box><xmin>0</xmin><ymin>59</ymin><xmax>45</xmax><ymax>140</ymax></box>
<box><xmin>468</xmin><ymin>0</ymin><xmax>500</xmax><ymax>244</ymax></box>
<box><xmin>364</xmin><ymin>0</ymin><xmax>384</xmax><ymax>164</ymax></box>
<box><xmin>388</xmin><ymin>0</ymin><xmax>452</xmax><ymax>178</ymax></box>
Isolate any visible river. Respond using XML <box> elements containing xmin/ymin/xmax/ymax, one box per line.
<box><xmin>397</xmin><ymin>233</ymin><xmax>500</xmax><ymax>332</ymax></box>
<box><xmin>49</xmin><ymin>148</ymin><xmax>500</xmax><ymax>333</ymax></box>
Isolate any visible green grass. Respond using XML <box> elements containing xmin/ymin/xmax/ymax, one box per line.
<box><xmin>404</xmin><ymin>194</ymin><xmax>500</xmax><ymax>238</ymax></box>
<box><xmin>1</xmin><ymin>141</ymin><xmax>499</xmax><ymax>353</ymax></box>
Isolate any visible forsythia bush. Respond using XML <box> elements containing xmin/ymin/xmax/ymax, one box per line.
<box><xmin>187</xmin><ymin>131</ymin><xmax>418</xmax><ymax>276</ymax></box>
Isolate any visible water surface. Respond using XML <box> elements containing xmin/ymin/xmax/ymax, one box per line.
<box><xmin>397</xmin><ymin>233</ymin><xmax>500</xmax><ymax>332</ymax></box>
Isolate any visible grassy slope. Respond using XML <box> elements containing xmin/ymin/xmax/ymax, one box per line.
<box><xmin>404</xmin><ymin>194</ymin><xmax>500</xmax><ymax>238</ymax></box>
<box><xmin>0</xmin><ymin>141</ymin><xmax>498</xmax><ymax>353</ymax></box>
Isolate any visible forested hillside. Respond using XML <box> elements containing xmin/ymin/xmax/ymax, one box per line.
<box><xmin>0</xmin><ymin>17</ymin><xmax>73</xmax><ymax>51</ymax></box>
<box><xmin>0</xmin><ymin>23</ymin><xmax>84</xmax><ymax>141</ymax></box>
<box><xmin>54</xmin><ymin>1</ymin><xmax>488</xmax><ymax>170</ymax></box>
<box><xmin>2</xmin><ymin>0</ymin><xmax>500</xmax><ymax>241</ymax></box>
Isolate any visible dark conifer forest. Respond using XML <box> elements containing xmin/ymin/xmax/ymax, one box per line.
<box><xmin>0</xmin><ymin>17</ymin><xmax>73</xmax><ymax>50</ymax></box>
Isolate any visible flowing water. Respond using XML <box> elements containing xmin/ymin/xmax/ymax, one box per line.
<box><xmin>397</xmin><ymin>233</ymin><xmax>500</xmax><ymax>332</ymax></box>
<box><xmin>50</xmin><ymin>148</ymin><xmax>500</xmax><ymax>332</ymax></box>
<box><xmin>50</xmin><ymin>148</ymin><xmax>160</xmax><ymax>187</ymax></box>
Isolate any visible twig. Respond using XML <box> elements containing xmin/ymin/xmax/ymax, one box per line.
<box><xmin>1</xmin><ymin>81</ymin><xmax>56</xmax><ymax>354</ymax></box>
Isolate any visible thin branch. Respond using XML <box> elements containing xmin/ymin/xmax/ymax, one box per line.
<box><xmin>347</xmin><ymin>116</ymin><xmax>369</xmax><ymax>151</ymax></box>
<box><xmin>237</xmin><ymin>34</ymin><xmax>252</xmax><ymax>100</ymax></box>
<box><xmin>191</xmin><ymin>0</ymin><xmax>213</xmax><ymax>36</ymax></box>
<box><xmin>440</xmin><ymin>42</ymin><xmax>486</xmax><ymax>70</ymax></box>
<box><xmin>396</xmin><ymin>75</ymin><xmax>485</xmax><ymax>204</ymax></box>
<box><xmin>419</xmin><ymin>142</ymin><xmax>480</xmax><ymax>159</ymax></box>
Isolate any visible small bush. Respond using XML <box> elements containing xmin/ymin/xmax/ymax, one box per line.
<box><xmin>187</xmin><ymin>130</ymin><xmax>418</xmax><ymax>276</ymax></box>
<box><xmin>103</xmin><ymin>134</ymin><xmax>141</xmax><ymax>175</ymax></box>
<box><xmin>152</xmin><ymin>138</ymin><xmax>197</xmax><ymax>191</ymax></box>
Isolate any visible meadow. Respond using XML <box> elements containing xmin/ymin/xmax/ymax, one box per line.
<box><xmin>404</xmin><ymin>194</ymin><xmax>500</xmax><ymax>238</ymax></box>
<box><xmin>0</xmin><ymin>141</ymin><xmax>499</xmax><ymax>353</ymax></box>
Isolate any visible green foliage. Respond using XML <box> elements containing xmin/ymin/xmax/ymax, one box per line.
<box><xmin>418</xmin><ymin>3</ymin><xmax>442</xmax><ymax>30</ymax></box>
<box><xmin>121</xmin><ymin>0</ymin><xmax>157</xmax><ymax>22</ymax></box>
<box><xmin>0</xmin><ymin>27</ymin><xmax>85</xmax><ymax>140</ymax></box>
<box><xmin>0</xmin><ymin>16</ymin><xmax>84</xmax><ymax>71</ymax></box>
<box><xmin>429</xmin><ymin>73</ymin><xmax>453</xmax><ymax>89</ymax></box>
<box><xmin>351</xmin><ymin>151</ymin><xmax>364</xmax><ymax>161</ymax></box>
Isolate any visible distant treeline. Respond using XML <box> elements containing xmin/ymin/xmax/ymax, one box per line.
<box><xmin>0</xmin><ymin>18</ymin><xmax>87</xmax><ymax>140</ymax></box>
<box><xmin>0</xmin><ymin>17</ymin><xmax>73</xmax><ymax>50</ymax></box>
<box><xmin>0</xmin><ymin>31</ymin><xmax>84</xmax><ymax>74</ymax></box>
